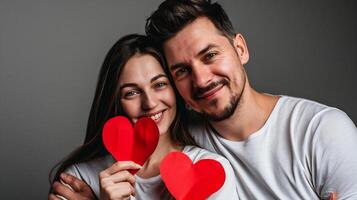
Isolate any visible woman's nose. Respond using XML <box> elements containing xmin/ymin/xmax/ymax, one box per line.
<box><xmin>141</xmin><ymin>91</ymin><xmax>158</xmax><ymax>111</ymax></box>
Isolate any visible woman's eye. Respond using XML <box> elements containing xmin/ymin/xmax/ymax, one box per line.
<box><xmin>154</xmin><ymin>82</ymin><xmax>168</xmax><ymax>89</ymax></box>
<box><xmin>124</xmin><ymin>90</ymin><xmax>140</xmax><ymax>98</ymax></box>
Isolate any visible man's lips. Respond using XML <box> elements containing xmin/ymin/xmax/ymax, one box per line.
<box><xmin>193</xmin><ymin>79</ymin><xmax>229</xmax><ymax>100</ymax></box>
<box><xmin>197</xmin><ymin>84</ymin><xmax>224</xmax><ymax>100</ymax></box>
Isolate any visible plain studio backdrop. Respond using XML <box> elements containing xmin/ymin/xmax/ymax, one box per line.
<box><xmin>0</xmin><ymin>0</ymin><xmax>356</xmax><ymax>199</ymax></box>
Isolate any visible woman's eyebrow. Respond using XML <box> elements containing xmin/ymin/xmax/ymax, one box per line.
<box><xmin>151</xmin><ymin>74</ymin><xmax>168</xmax><ymax>82</ymax></box>
<box><xmin>119</xmin><ymin>74</ymin><xmax>167</xmax><ymax>90</ymax></box>
<box><xmin>119</xmin><ymin>83</ymin><xmax>138</xmax><ymax>90</ymax></box>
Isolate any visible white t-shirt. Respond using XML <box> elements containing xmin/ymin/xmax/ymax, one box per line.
<box><xmin>189</xmin><ymin>95</ymin><xmax>357</xmax><ymax>199</ymax></box>
<box><xmin>66</xmin><ymin>145</ymin><xmax>239</xmax><ymax>199</ymax></box>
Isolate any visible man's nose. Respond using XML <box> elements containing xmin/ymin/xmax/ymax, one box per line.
<box><xmin>191</xmin><ymin>63</ymin><xmax>213</xmax><ymax>88</ymax></box>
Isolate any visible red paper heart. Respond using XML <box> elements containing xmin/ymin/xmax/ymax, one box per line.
<box><xmin>102</xmin><ymin>116</ymin><xmax>159</xmax><ymax>173</ymax></box>
<box><xmin>160</xmin><ymin>152</ymin><xmax>226</xmax><ymax>200</ymax></box>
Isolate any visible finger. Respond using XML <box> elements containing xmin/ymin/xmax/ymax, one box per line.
<box><xmin>107</xmin><ymin>170</ymin><xmax>136</xmax><ymax>185</ymax></box>
<box><xmin>107</xmin><ymin>182</ymin><xmax>135</xmax><ymax>198</ymax></box>
<box><xmin>55</xmin><ymin>194</ymin><xmax>68</xmax><ymax>200</ymax></box>
<box><xmin>52</xmin><ymin>181</ymin><xmax>76</xmax><ymax>200</ymax></box>
<box><xmin>60</xmin><ymin>173</ymin><xmax>86</xmax><ymax>192</ymax></box>
<box><xmin>48</xmin><ymin>193</ymin><xmax>61</xmax><ymax>200</ymax></box>
<box><xmin>59</xmin><ymin>179</ymin><xmax>74</xmax><ymax>192</ymax></box>
<box><xmin>101</xmin><ymin>161</ymin><xmax>141</xmax><ymax>177</ymax></box>
<box><xmin>119</xmin><ymin>182</ymin><xmax>136</xmax><ymax>197</ymax></box>
<box><xmin>100</xmin><ymin>171</ymin><xmax>135</xmax><ymax>190</ymax></box>
<box><xmin>329</xmin><ymin>192</ymin><xmax>337</xmax><ymax>200</ymax></box>
<box><xmin>132</xmin><ymin>184</ymin><xmax>136</xmax><ymax>197</ymax></box>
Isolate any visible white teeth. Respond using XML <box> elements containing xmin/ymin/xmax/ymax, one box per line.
<box><xmin>150</xmin><ymin>112</ymin><xmax>162</xmax><ymax>121</ymax></box>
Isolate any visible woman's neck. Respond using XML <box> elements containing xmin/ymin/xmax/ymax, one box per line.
<box><xmin>136</xmin><ymin>132</ymin><xmax>183</xmax><ymax>178</ymax></box>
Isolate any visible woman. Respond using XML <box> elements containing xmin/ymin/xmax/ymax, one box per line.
<box><xmin>49</xmin><ymin>34</ymin><xmax>238</xmax><ymax>200</ymax></box>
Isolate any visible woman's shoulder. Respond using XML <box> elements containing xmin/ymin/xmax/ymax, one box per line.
<box><xmin>64</xmin><ymin>155</ymin><xmax>115</xmax><ymax>198</ymax></box>
<box><xmin>65</xmin><ymin>154</ymin><xmax>115</xmax><ymax>182</ymax></box>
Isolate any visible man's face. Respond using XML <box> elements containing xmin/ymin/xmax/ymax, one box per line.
<box><xmin>163</xmin><ymin>17</ymin><xmax>249</xmax><ymax>121</ymax></box>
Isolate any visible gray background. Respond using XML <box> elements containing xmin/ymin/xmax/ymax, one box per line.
<box><xmin>1</xmin><ymin>0</ymin><xmax>356</xmax><ymax>199</ymax></box>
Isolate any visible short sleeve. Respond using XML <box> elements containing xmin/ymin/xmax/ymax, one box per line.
<box><xmin>207</xmin><ymin>157</ymin><xmax>240</xmax><ymax>200</ymax></box>
<box><xmin>64</xmin><ymin>165</ymin><xmax>83</xmax><ymax>181</ymax></box>
<box><xmin>311</xmin><ymin>109</ymin><xmax>357</xmax><ymax>199</ymax></box>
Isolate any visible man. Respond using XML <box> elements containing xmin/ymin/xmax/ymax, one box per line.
<box><xmin>50</xmin><ymin>0</ymin><xmax>356</xmax><ymax>199</ymax></box>
<box><xmin>143</xmin><ymin>0</ymin><xmax>357</xmax><ymax>199</ymax></box>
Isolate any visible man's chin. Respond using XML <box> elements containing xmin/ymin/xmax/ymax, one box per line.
<box><xmin>201</xmin><ymin>109</ymin><xmax>233</xmax><ymax>122</ymax></box>
<box><xmin>200</xmin><ymin>95</ymin><xmax>240</xmax><ymax>121</ymax></box>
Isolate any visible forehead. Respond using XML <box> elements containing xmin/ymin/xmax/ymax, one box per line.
<box><xmin>119</xmin><ymin>54</ymin><xmax>164</xmax><ymax>83</ymax></box>
<box><xmin>163</xmin><ymin>17</ymin><xmax>228</xmax><ymax>62</ymax></box>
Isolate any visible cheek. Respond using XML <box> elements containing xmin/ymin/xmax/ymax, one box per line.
<box><xmin>159</xmin><ymin>88</ymin><xmax>177</xmax><ymax>121</ymax></box>
<box><xmin>214</xmin><ymin>57</ymin><xmax>237</xmax><ymax>75</ymax></box>
<box><xmin>162</xmin><ymin>88</ymin><xmax>177</xmax><ymax>108</ymax></box>
<box><xmin>120</xmin><ymin>99</ymin><xmax>141</xmax><ymax>119</ymax></box>
<box><xmin>175</xmin><ymin>80</ymin><xmax>192</xmax><ymax>100</ymax></box>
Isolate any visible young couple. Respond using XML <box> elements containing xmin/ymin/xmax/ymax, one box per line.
<box><xmin>50</xmin><ymin>0</ymin><xmax>357</xmax><ymax>199</ymax></box>
<box><xmin>49</xmin><ymin>33</ymin><xmax>238</xmax><ymax>200</ymax></box>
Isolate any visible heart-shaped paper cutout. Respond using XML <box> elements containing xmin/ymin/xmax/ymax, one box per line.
<box><xmin>160</xmin><ymin>152</ymin><xmax>226</xmax><ymax>200</ymax></box>
<box><xmin>102</xmin><ymin>116</ymin><xmax>159</xmax><ymax>173</ymax></box>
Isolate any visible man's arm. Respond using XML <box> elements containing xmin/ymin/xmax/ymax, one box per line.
<box><xmin>49</xmin><ymin>170</ymin><xmax>338</xmax><ymax>200</ymax></box>
<box><xmin>329</xmin><ymin>192</ymin><xmax>337</xmax><ymax>200</ymax></box>
<box><xmin>312</xmin><ymin>109</ymin><xmax>357</xmax><ymax>199</ymax></box>
<box><xmin>49</xmin><ymin>173</ymin><xmax>96</xmax><ymax>200</ymax></box>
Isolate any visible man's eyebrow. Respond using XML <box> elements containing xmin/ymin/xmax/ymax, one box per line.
<box><xmin>169</xmin><ymin>63</ymin><xmax>188</xmax><ymax>71</ymax></box>
<box><xmin>169</xmin><ymin>44</ymin><xmax>219</xmax><ymax>71</ymax></box>
<box><xmin>197</xmin><ymin>44</ymin><xmax>219</xmax><ymax>57</ymax></box>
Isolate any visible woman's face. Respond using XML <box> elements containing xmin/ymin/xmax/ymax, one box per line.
<box><xmin>118</xmin><ymin>54</ymin><xmax>177</xmax><ymax>135</ymax></box>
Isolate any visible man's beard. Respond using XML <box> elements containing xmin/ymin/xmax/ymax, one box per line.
<box><xmin>193</xmin><ymin>67</ymin><xmax>246</xmax><ymax>122</ymax></box>
<box><xmin>200</xmin><ymin>74</ymin><xmax>246</xmax><ymax>122</ymax></box>
<box><xmin>201</xmin><ymin>93</ymin><xmax>240</xmax><ymax>121</ymax></box>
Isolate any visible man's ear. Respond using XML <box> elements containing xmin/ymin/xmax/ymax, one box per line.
<box><xmin>233</xmin><ymin>33</ymin><xmax>249</xmax><ymax>65</ymax></box>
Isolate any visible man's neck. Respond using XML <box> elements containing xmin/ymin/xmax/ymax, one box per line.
<box><xmin>210</xmin><ymin>82</ymin><xmax>279</xmax><ymax>141</ymax></box>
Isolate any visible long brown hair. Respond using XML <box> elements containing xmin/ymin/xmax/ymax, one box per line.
<box><xmin>49</xmin><ymin>34</ymin><xmax>196</xmax><ymax>186</ymax></box>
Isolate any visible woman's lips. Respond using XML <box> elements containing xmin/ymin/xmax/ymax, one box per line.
<box><xmin>147</xmin><ymin>110</ymin><xmax>165</xmax><ymax>124</ymax></box>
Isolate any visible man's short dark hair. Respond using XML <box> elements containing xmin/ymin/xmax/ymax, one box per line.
<box><xmin>145</xmin><ymin>0</ymin><xmax>236</xmax><ymax>44</ymax></box>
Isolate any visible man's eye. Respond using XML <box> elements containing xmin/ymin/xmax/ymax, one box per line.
<box><xmin>175</xmin><ymin>67</ymin><xmax>190</xmax><ymax>78</ymax></box>
<box><xmin>204</xmin><ymin>52</ymin><xmax>217</xmax><ymax>61</ymax></box>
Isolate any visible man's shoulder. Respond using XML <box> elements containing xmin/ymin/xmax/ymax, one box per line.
<box><xmin>276</xmin><ymin>95</ymin><xmax>355</xmax><ymax>137</ymax></box>
<box><xmin>276</xmin><ymin>95</ymin><xmax>338</xmax><ymax>122</ymax></box>
<box><xmin>279</xmin><ymin>95</ymin><xmax>329</xmax><ymax>112</ymax></box>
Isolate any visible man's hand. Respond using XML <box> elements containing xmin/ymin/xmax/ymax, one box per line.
<box><xmin>328</xmin><ymin>192</ymin><xmax>337</xmax><ymax>200</ymax></box>
<box><xmin>49</xmin><ymin>173</ymin><xmax>96</xmax><ymax>200</ymax></box>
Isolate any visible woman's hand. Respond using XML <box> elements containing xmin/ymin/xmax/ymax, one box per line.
<box><xmin>99</xmin><ymin>161</ymin><xmax>142</xmax><ymax>200</ymax></box>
